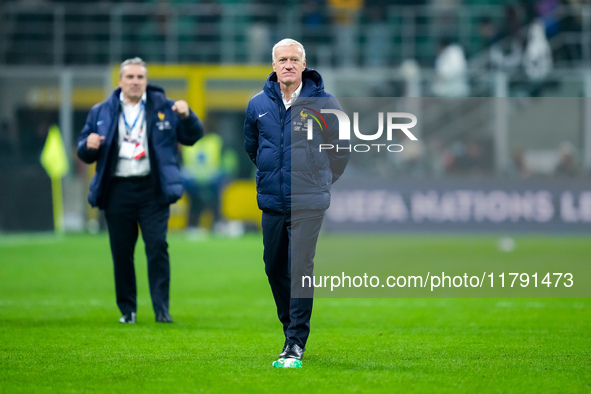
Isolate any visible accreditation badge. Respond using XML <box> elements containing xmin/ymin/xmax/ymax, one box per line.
<box><xmin>119</xmin><ymin>136</ymin><xmax>135</xmax><ymax>159</ymax></box>
<box><xmin>133</xmin><ymin>142</ymin><xmax>146</xmax><ymax>160</ymax></box>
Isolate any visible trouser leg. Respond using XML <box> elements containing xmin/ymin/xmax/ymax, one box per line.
<box><xmin>104</xmin><ymin>181</ymin><xmax>140</xmax><ymax>316</ymax></box>
<box><xmin>287</xmin><ymin>209</ymin><xmax>325</xmax><ymax>349</ymax></box>
<box><xmin>262</xmin><ymin>212</ymin><xmax>291</xmax><ymax>337</ymax></box>
<box><xmin>138</xmin><ymin>189</ymin><xmax>171</xmax><ymax>316</ymax></box>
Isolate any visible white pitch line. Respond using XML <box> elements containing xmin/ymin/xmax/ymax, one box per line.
<box><xmin>0</xmin><ymin>234</ymin><xmax>64</xmax><ymax>248</ymax></box>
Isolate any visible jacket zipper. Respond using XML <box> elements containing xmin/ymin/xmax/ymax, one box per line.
<box><xmin>279</xmin><ymin>101</ymin><xmax>286</xmax><ymax>214</ymax></box>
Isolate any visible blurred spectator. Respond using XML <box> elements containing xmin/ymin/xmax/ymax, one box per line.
<box><xmin>181</xmin><ymin>125</ymin><xmax>237</xmax><ymax>233</ymax></box>
<box><xmin>477</xmin><ymin>16</ymin><xmax>499</xmax><ymax>52</ymax></box>
<box><xmin>193</xmin><ymin>0</ymin><xmax>222</xmax><ymax>63</ymax></box>
<box><xmin>498</xmin><ymin>3</ymin><xmax>526</xmax><ymax>42</ymax></box>
<box><xmin>66</xmin><ymin>0</ymin><xmax>112</xmax><ymax>65</ymax></box>
<box><xmin>489</xmin><ymin>4</ymin><xmax>526</xmax><ymax>75</ymax></box>
<box><xmin>328</xmin><ymin>0</ymin><xmax>363</xmax><ymax>67</ymax></box>
<box><xmin>431</xmin><ymin>38</ymin><xmax>469</xmax><ymax>97</ymax></box>
<box><xmin>429</xmin><ymin>0</ymin><xmax>460</xmax><ymax>40</ymax></box>
<box><xmin>523</xmin><ymin>19</ymin><xmax>553</xmax><ymax>80</ymax></box>
<box><xmin>137</xmin><ymin>1</ymin><xmax>171</xmax><ymax>62</ymax></box>
<box><xmin>450</xmin><ymin>140</ymin><xmax>489</xmax><ymax>176</ymax></box>
<box><xmin>247</xmin><ymin>0</ymin><xmax>278</xmax><ymax>63</ymax></box>
<box><xmin>536</xmin><ymin>0</ymin><xmax>560</xmax><ymax>38</ymax></box>
<box><xmin>554</xmin><ymin>141</ymin><xmax>578</xmax><ymax>177</ymax></box>
<box><xmin>362</xmin><ymin>0</ymin><xmax>389</xmax><ymax>67</ymax></box>
<box><xmin>300</xmin><ymin>0</ymin><xmax>329</xmax><ymax>65</ymax></box>
<box><xmin>522</xmin><ymin>18</ymin><xmax>554</xmax><ymax>96</ymax></box>
<box><xmin>507</xmin><ymin>147</ymin><xmax>534</xmax><ymax>178</ymax></box>
<box><xmin>557</xmin><ymin>0</ymin><xmax>583</xmax><ymax>65</ymax></box>
<box><xmin>457</xmin><ymin>140</ymin><xmax>488</xmax><ymax>176</ymax></box>
<box><xmin>490</xmin><ymin>38</ymin><xmax>523</xmax><ymax>74</ymax></box>
<box><xmin>399</xmin><ymin>58</ymin><xmax>421</xmax><ymax>97</ymax></box>
<box><xmin>394</xmin><ymin>139</ymin><xmax>426</xmax><ymax>177</ymax></box>
<box><xmin>478</xmin><ymin>17</ymin><xmax>522</xmax><ymax>72</ymax></box>
<box><xmin>137</xmin><ymin>0</ymin><xmax>219</xmax><ymax>63</ymax></box>
<box><xmin>5</xmin><ymin>0</ymin><xmax>53</xmax><ymax>64</ymax></box>
<box><xmin>439</xmin><ymin>140</ymin><xmax>491</xmax><ymax>176</ymax></box>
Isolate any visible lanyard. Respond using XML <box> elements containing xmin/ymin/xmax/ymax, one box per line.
<box><xmin>121</xmin><ymin>102</ymin><xmax>145</xmax><ymax>137</ymax></box>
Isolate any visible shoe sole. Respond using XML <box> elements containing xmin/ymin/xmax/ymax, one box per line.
<box><xmin>272</xmin><ymin>358</ymin><xmax>302</xmax><ymax>368</ymax></box>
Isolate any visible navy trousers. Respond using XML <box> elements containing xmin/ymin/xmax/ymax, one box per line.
<box><xmin>104</xmin><ymin>176</ymin><xmax>171</xmax><ymax>317</ymax></box>
<box><xmin>262</xmin><ymin>210</ymin><xmax>325</xmax><ymax>349</ymax></box>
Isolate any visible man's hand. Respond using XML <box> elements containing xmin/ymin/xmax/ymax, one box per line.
<box><xmin>172</xmin><ymin>100</ymin><xmax>190</xmax><ymax>119</ymax></box>
<box><xmin>87</xmin><ymin>133</ymin><xmax>105</xmax><ymax>150</ymax></box>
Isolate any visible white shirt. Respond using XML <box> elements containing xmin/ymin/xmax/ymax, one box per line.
<box><xmin>432</xmin><ymin>44</ymin><xmax>469</xmax><ymax>97</ymax></box>
<box><xmin>114</xmin><ymin>92</ymin><xmax>151</xmax><ymax>177</ymax></box>
<box><xmin>523</xmin><ymin>20</ymin><xmax>553</xmax><ymax>81</ymax></box>
<box><xmin>282</xmin><ymin>82</ymin><xmax>302</xmax><ymax>109</ymax></box>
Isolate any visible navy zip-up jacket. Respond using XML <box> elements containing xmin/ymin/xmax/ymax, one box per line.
<box><xmin>77</xmin><ymin>85</ymin><xmax>203</xmax><ymax>209</ymax></box>
<box><xmin>244</xmin><ymin>69</ymin><xmax>350</xmax><ymax>214</ymax></box>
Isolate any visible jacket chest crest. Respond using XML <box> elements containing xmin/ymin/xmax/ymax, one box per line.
<box><xmin>155</xmin><ymin>111</ymin><xmax>172</xmax><ymax>131</ymax></box>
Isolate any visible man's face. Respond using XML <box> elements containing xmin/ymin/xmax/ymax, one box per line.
<box><xmin>272</xmin><ymin>45</ymin><xmax>306</xmax><ymax>86</ymax></box>
<box><xmin>119</xmin><ymin>64</ymin><xmax>147</xmax><ymax>103</ymax></box>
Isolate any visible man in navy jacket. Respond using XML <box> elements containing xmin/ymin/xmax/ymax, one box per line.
<box><xmin>244</xmin><ymin>39</ymin><xmax>350</xmax><ymax>363</ymax></box>
<box><xmin>78</xmin><ymin>58</ymin><xmax>203</xmax><ymax>324</ymax></box>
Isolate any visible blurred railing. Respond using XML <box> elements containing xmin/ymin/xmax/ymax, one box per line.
<box><xmin>1</xmin><ymin>2</ymin><xmax>589</xmax><ymax>68</ymax></box>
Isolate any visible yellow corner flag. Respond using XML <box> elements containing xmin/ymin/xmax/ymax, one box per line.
<box><xmin>40</xmin><ymin>124</ymin><xmax>70</xmax><ymax>234</ymax></box>
<box><xmin>41</xmin><ymin>124</ymin><xmax>69</xmax><ymax>179</ymax></box>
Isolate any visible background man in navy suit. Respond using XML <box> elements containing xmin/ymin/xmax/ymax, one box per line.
<box><xmin>78</xmin><ymin>58</ymin><xmax>203</xmax><ymax>324</ymax></box>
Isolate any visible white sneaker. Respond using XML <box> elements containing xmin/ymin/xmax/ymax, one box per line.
<box><xmin>119</xmin><ymin>312</ymin><xmax>136</xmax><ymax>324</ymax></box>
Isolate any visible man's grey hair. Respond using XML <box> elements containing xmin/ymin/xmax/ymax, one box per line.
<box><xmin>272</xmin><ymin>38</ymin><xmax>306</xmax><ymax>62</ymax></box>
<box><xmin>119</xmin><ymin>57</ymin><xmax>147</xmax><ymax>77</ymax></box>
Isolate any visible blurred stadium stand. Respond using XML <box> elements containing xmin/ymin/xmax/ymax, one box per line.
<box><xmin>0</xmin><ymin>0</ymin><xmax>590</xmax><ymax>232</ymax></box>
<box><xmin>0</xmin><ymin>1</ymin><xmax>588</xmax><ymax>67</ymax></box>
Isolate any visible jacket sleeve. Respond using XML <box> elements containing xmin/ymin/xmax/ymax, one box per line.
<box><xmin>243</xmin><ymin>101</ymin><xmax>259</xmax><ymax>166</ymax></box>
<box><xmin>77</xmin><ymin>106</ymin><xmax>101</xmax><ymax>164</ymax></box>
<box><xmin>323</xmin><ymin>97</ymin><xmax>350</xmax><ymax>183</ymax></box>
<box><xmin>176</xmin><ymin>109</ymin><xmax>204</xmax><ymax>146</ymax></box>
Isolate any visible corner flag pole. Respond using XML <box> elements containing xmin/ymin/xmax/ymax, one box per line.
<box><xmin>40</xmin><ymin>124</ymin><xmax>70</xmax><ymax>235</ymax></box>
<box><xmin>51</xmin><ymin>177</ymin><xmax>65</xmax><ymax>234</ymax></box>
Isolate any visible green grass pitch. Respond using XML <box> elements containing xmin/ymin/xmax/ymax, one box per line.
<box><xmin>0</xmin><ymin>233</ymin><xmax>589</xmax><ymax>393</ymax></box>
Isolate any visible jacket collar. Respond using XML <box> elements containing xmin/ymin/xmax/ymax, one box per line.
<box><xmin>264</xmin><ymin>68</ymin><xmax>324</xmax><ymax>101</ymax></box>
<box><xmin>109</xmin><ymin>85</ymin><xmax>166</xmax><ymax>108</ymax></box>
